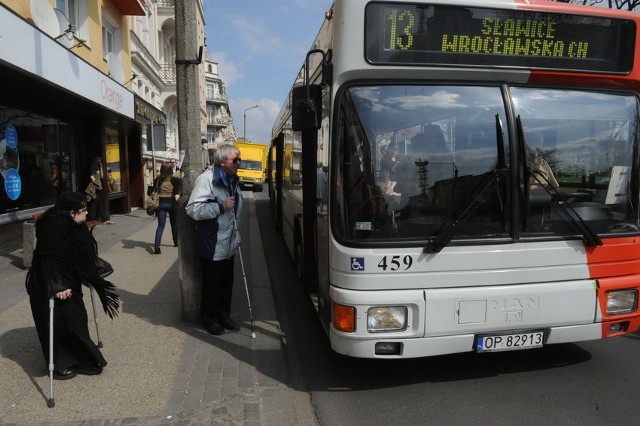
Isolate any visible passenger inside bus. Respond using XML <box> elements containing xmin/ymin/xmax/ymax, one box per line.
<box><xmin>380</xmin><ymin>140</ymin><xmax>401</xmax><ymax>178</ymax></box>
<box><xmin>376</xmin><ymin>168</ymin><xmax>401</xmax><ymax>211</ymax></box>
<box><xmin>527</xmin><ymin>133</ymin><xmax>559</xmax><ymax>190</ymax></box>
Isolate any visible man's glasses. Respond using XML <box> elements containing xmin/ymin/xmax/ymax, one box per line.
<box><xmin>232</xmin><ymin>158</ymin><xmax>241</xmax><ymax>164</ymax></box>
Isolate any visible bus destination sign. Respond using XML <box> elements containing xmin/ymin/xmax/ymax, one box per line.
<box><xmin>365</xmin><ymin>3</ymin><xmax>635</xmax><ymax>73</ymax></box>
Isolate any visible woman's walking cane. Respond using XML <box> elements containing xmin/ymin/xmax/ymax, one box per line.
<box><xmin>89</xmin><ymin>288</ymin><xmax>103</xmax><ymax>348</ymax></box>
<box><xmin>47</xmin><ymin>297</ymin><xmax>55</xmax><ymax>408</ymax></box>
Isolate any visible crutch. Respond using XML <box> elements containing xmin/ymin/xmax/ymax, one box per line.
<box><xmin>233</xmin><ymin>214</ymin><xmax>256</xmax><ymax>339</ymax></box>
<box><xmin>88</xmin><ymin>225</ymin><xmax>103</xmax><ymax>348</ymax></box>
<box><xmin>47</xmin><ymin>297</ymin><xmax>55</xmax><ymax>408</ymax></box>
<box><xmin>89</xmin><ymin>288</ymin><xmax>103</xmax><ymax>348</ymax></box>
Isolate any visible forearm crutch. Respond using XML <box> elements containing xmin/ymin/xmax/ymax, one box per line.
<box><xmin>47</xmin><ymin>297</ymin><xmax>55</xmax><ymax>408</ymax></box>
<box><xmin>89</xmin><ymin>287</ymin><xmax>103</xmax><ymax>348</ymax></box>
<box><xmin>233</xmin><ymin>214</ymin><xmax>256</xmax><ymax>339</ymax></box>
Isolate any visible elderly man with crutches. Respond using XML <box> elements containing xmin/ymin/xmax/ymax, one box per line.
<box><xmin>186</xmin><ymin>144</ymin><xmax>255</xmax><ymax>337</ymax></box>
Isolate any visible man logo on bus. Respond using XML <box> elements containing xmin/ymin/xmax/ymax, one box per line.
<box><xmin>351</xmin><ymin>257</ymin><xmax>365</xmax><ymax>271</ymax></box>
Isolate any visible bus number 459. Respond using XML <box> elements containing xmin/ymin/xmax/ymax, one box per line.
<box><xmin>378</xmin><ymin>255</ymin><xmax>413</xmax><ymax>271</ymax></box>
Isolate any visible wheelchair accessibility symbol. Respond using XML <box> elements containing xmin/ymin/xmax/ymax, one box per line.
<box><xmin>351</xmin><ymin>257</ymin><xmax>365</xmax><ymax>271</ymax></box>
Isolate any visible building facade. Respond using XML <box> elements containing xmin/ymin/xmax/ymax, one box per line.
<box><xmin>203</xmin><ymin>53</ymin><xmax>236</xmax><ymax>170</ymax></box>
<box><xmin>0</xmin><ymin>0</ymin><xmax>145</xmax><ymax>225</ymax></box>
<box><xmin>0</xmin><ymin>0</ymin><xmax>236</xmax><ymax>229</ymax></box>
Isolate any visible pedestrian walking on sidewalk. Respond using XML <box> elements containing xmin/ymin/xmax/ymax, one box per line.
<box><xmin>151</xmin><ymin>161</ymin><xmax>181</xmax><ymax>254</ymax></box>
<box><xmin>186</xmin><ymin>144</ymin><xmax>243</xmax><ymax>335</ymax></box>
<box><xmin>25</xmin><ymin>191</ymin><xmax>119</xmax><ymax>380</ymax></box>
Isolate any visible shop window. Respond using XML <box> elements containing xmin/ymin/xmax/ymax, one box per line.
<box><xmin>0</xmin><ymin>105</ymin><xmax>74</xmax><ymax>218</ymax></box>
<box><xmin>104</xmin><ymin>125</ymin><xmax>122</xmax><ymax>193</ymax></box>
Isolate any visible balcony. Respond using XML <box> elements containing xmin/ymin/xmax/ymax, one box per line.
<box><xmin>158</xmin><ymin>0</ymin><xmax>175</xmax><ymax>7</ymax></box>
<box><xmin>160</xmin><ymin>64</ymin><xmax>176</xmax><ymax>83</ymax></box>
<box><xmin>206</xmin><ymin>93</ymin><xmax>229</xmax><ymax>104</ymax></box>
<box><xmin>207</xmin><ymin>117</ymin><xmax>230</xmax><ymax>127</ymax></box>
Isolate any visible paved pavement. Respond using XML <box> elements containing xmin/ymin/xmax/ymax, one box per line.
<box><xmin>0</xmin><ymin>193</ymin><xmax>317</xmax><ymax>425</ymax></box>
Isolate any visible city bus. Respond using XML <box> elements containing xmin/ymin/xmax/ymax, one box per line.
<box><xmin>269</xmin><ymin>0</ymin><xmax>640</xmax><ymax>358</ymax></box>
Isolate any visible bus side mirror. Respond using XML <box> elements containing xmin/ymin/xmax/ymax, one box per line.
<box><xmin>292</xmin><ymin>85</ymin><xmax>322</xmax><ymax>131</ymax></box>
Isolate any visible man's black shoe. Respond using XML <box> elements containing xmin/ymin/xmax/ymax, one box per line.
<box><xmin>221</xmin><ymin>318</ymin><xmax>240</xmax><ymax>331</ymax></box>
<box><xmin>53</xmin><ymin>368</ymin><xmax>76</xmax><ymax>380</ymax></box>
<box><xmin>205</xmin><ymin>322</ymin><xmax>225</xmax><ymax>335</ymax></box>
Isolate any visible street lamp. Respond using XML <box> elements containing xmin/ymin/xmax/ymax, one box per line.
<box><xmin>243</xmin><ymin>105</ymin><xmax>259</xmax><ymax>142</ymax></box>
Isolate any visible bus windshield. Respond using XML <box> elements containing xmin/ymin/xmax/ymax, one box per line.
<box><xmin>334</xmin><ymin>84</ymin><xmax>639</xmax><ymax>246</ymax></box>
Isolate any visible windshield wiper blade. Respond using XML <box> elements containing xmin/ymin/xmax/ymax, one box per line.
<box><xmin>424</xmin><ymin>115</ymin><xmax>508</xmax><ymax>254</ymax></box>
<box><xmin>528</xmin><ymin>171</ymin><xmax>602</xmax><ymax>247</ymax></box>
<box><xmin>424</xmin><ymin>168</ymin><xmax>507</xmax><ymax>253</ymax></box>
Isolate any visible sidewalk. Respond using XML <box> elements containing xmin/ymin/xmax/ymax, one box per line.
<box><xmin>0</xmin><ymin>194</ymin><xmax>316</xmax><ymax>425</ymax></box>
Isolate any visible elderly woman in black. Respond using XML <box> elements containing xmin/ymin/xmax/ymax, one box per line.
<box><xmin>26</xmin><ymin>191</ymin><xmax>119</xmax><ymax>380</ymax></box>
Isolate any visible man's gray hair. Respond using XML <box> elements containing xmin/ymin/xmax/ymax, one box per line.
<box><xmin>214</xmin><ymin>144</ymin><xmax>240</xmax><ymax>165</ymax></box>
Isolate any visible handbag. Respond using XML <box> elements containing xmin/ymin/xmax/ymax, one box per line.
<box><xmin>85</xmin><ymin>181</ymin><xmax>97</xmax><ymax>201</ymax></box>
<box><xmin>146</xmin><ymin>183</ymin><xmax>160</xmax><ymax>215</ymax></box>
<box><xmin>95</xmin><ymin>255</ymin><xmax>114</xmax><ymax>278</ymax></box>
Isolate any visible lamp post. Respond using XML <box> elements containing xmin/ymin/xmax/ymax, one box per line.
<box><xmin>243</xmin><ymin>105</ymin><xmax>259</xmax><ymax>142</ymax></box>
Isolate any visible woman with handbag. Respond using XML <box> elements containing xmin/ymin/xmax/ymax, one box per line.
<box><xmin>25</xmin><ymin>191</ymin><xmax>119</xmax><ymax>380</ymax></box>
<box><xmin>152</xmin><ymin>161</ymin><xmax>181</xmax><ymax>254</ymax></box>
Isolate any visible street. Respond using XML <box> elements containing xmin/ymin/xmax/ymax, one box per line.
<box><xmin>255</xmin><ymin>190</ymin><xmax>640</xmax><ymax>426</ymax></box>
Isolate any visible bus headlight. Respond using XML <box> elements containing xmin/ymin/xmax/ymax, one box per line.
<box><xmin>606</xmin><ymin>290</ymin><xmax>638</xmax><ymax>314</ymax></box>
<box><xmin>367</xmin><ymin>306</ymin><xmax>407</xmax><ymax>332</ymax></box>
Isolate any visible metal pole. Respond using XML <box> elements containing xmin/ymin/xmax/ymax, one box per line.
<box><xmin>243</xmin><ymin>105</ymin><xmax>259</xmax><ymax>142</ymax></box>
<box><xmin>47</xmin><ymin>297</ymin><xmax>55</xmax><ymax>408</ymax></box>
<box><xmin>150</xmin><ymin>121</ymin><xmax>155</xmax><ymax>177</ymax></box>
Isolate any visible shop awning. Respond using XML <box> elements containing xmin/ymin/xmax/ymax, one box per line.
<box><xmin>111</xmin><ymin>0</ymin><xmax>146</xmax><ymax>16</ymax></box>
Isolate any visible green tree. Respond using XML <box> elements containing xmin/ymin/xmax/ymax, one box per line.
<box><xmin>554</xmin><ymin>0</ymin><xmax>640</xmax><ymax>11</ymax></box>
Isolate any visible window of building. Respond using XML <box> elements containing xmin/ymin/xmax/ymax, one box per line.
<box><xmin>56</xmin><ymin>0</ymin><xmax>77</xmax><ymax>27</ymax></box>
<box><xmin>56</xmin><ymin>0</ymin><xmax>89</xmax><ymax>46</ymax></box>
<box><xmin>102</xmin><ymin>22</ymin><xmax>115</xmax><ymax>56</ymax></box>
<box><xmin>101</xmin><ymin>10</ymin><xmax>121</xmax><ymax>57</ymax></box>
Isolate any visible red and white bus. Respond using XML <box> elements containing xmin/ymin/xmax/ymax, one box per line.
<box><xmin>269</xmin><ymin>0</ymin><xmax>640</xmax><ymax>358</ymax></box>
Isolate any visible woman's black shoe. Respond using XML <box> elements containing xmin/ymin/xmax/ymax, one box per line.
<box><xmin>153</xmin><ymin>245</ymin><xmax>161</xmax><ymax>254</ymax></box>
<box><xmin>53</xmin><ymin>368</ymin><xmax>76</xmax><ymax>380</ymax></box>
<box><xmin>204</xmin><ymin>322</ymin><xmax>225</xmax><ymax>335</ymax></box>
<box><xmin>221</xmin><ymin>318</ymin><xmax>240</xmax><ymax>331</ymax></box>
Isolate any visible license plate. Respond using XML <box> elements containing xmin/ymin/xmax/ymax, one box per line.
<box><xmin>476</xmin><ymin>331</ymin><xmax>544</xmax><ymax>352</ymax></box>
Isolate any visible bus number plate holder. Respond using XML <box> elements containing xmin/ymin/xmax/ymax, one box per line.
<box><xmin>476</xmin><ymin>331</ymin><xmax>544</xmax><ymax>352</ymax></box>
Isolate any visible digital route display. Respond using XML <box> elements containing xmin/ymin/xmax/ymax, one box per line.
<box><xmin>365</xmin><ymin>3</ymin><xmax>635</xmax><ymax>73</ymax></box>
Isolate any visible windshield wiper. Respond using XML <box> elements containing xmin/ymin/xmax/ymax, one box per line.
<box><xmin>516</xmin><ymin>116</ymin><xmax>602</xmax><ymax>247</ymax></box>
<box><xmin>424</xmin><ymin>115</ymin><xmax>509</xmax><ymax>253</ymax></box>
<box><xmin>423</xmin><ymin>168</ymin><xmax>508</xmax><ymax>253</ymax></box>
